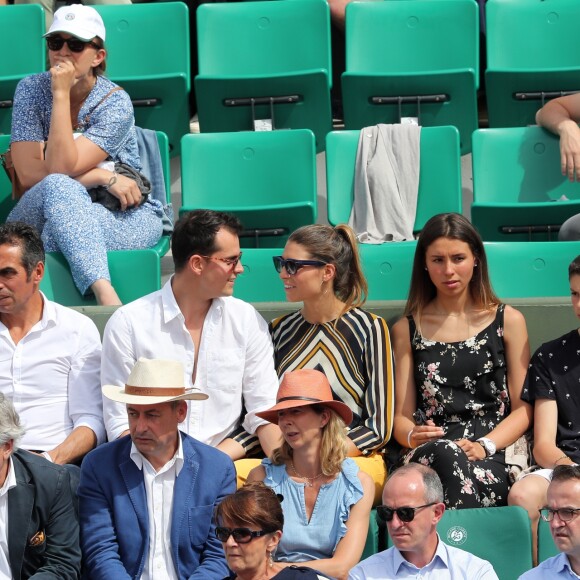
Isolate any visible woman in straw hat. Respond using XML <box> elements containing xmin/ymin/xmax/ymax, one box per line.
<box><xmin>247</xmin><ymin>369</ymin><xmax>374</xmax><ymax>580</ymax></box>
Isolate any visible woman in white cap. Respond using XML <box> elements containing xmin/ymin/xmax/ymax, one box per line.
<box><xmin>247</xmin><ymin>369</ymin><xmax>374</xmax><ymax>580</ymax></box>
<box><xmin>7</xmin><ymin>4</ymin><xmax>164</xmax><ymax>305</ymax></box>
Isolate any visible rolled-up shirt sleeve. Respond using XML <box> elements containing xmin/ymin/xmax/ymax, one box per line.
<box><xmin>68</xmin><ymin>316</ymin><xmax>105</xmax><ymax>445</ymax></box>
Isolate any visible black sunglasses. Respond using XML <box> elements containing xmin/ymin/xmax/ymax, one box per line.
<box><xmin>215</xmin><ymin>526</ymin><xmax>275</xmax><ymax>544</ymax></box>
<box><xmin>377</xmin><ymin>502</ymin><xmax>437</xmax><ymax>523</ymax></box>
<box><xmin>272</xmin><ymin>256</ymin><xmax>327</xmax><ymax>276</ymax></box>
<box><xmin>46</xmin><ymin>35</ymin><xmax>101</xmax><ymax>53</ymax></box>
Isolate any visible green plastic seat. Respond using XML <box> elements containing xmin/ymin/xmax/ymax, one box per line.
<box><xmin>472</xmin><ymin>126</ymin><xmax>580</xmax><ymax>241</ymax></box>
<box><xmin>486</xmin><ymin>0</ymin><xmax>580</xmax><ymax>129</ymax></box>
<box><xmin>341</xmin><ymin>0</ymin><xmax>478</xmax><ymax>155</ymax></box>
<box><xmin>180</xmin><ymin>129</ymin><xmax>317</xmax><ymax>249</ymax></box>
<box><xmin>0</xmin><ymin>5</ymin><xmax>45</xmax><ymax>135</ymax></box>
<box><xmin>384</xmin><ymin>506</ymin><xmax>533</xmax><ymax>580</ymax></box>
<box><xmin>232</xmin><ymin>248</ymin><xmax>286</xmax><ymax>303</ymax></box>
<box><xmin>486</xmin><ymin>241</ymin><xmax>580</xmax><ymax>298</ymax></box>
<box><xmin>326</xmin><ymin>126</ymin><xmax>462</xmax><ymax>232</ymax></box>
<box><xmin>360</xmin><ymin>509</ymin><xmax>381</xmax><ymax>562</ymax></box>
<box><xmin>94</xmin><ymin>3</ymin><xmax>190</xmax><ymax>156</ymax></box>
<box><xmin>0</xmin><ymin>135</ymin><xmax>17</xmax><ymax>222</ymax></box>
<box><xmin>538</xmin><ymin>516</ymin><xmax>559</xmax><ymax>563</ymax></box>
<box><xmin>35</xmin><ymin>131</ymin><xmax>171</xmax><ymax>306</ymax></box>
<box><xmin>195</xmin><ymin>0</ymin><xmax>332</xmax><ymax>153</ymax></box>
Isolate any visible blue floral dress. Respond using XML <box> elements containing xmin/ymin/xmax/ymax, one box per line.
<box><xmin>403</xmin><ymin>305</ymin><xmax>511</xmax><ymax>508</ymax></box>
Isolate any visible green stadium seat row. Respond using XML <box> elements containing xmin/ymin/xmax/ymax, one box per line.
<box><xmin>0</xmin><ymin>132</ymin><xmax>171</xmax><ymax>306</ymax></box>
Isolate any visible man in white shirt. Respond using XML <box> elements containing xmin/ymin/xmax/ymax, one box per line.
<box><xmin>0</xmin><ymin>222</ymin><xmax>103</xmax><ymax>465</ymax></box>
<box><xmin>0</xmin><ymin>393</ymin><xmax>80</xmax><ymax>579</ymax></box>
<box><xmin>79</xmin><ymin>357</ymin><xmax>236</xmax><ymax>579</ymax></box>
<box><xmin>348</xmin><ymin>464</ymin><xmax>499</xmax><ymax>580</ymax></box>
<box><xmin>519</xmin><ymin>465</ymin><xmax>580</xmax><ymax>579</ymax></box>
<box><xmin>102</xmin><ymin>209</ymin><xmax>280</xmax><ymax>461</ymax></box>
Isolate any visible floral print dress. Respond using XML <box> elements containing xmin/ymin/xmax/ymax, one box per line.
<box><xmin>403</xmin><ymin>305</ymin><xmax>511</xmax><ymax>508</ymax></box>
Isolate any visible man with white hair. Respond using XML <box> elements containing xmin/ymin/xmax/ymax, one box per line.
<box><xmin>79</xmin><ymin>357</ymin><xmax>236</xmax><ymax>579</ymax></box>
<box><xmin>0</xmin><ymin>393</ymin><xmax>80</xmax><ymax>579</ymax></box>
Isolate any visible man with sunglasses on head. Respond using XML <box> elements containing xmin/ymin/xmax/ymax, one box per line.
<box><xmin>348</xmin><ymin>464</ymin><xmax>498</xmax><ymax>579</ymax></box>
<box><xmin>519</xmin><ymin>465</ymin><xmax>580</xmax><ymax>579</ymax></box>
<box><xmin>101</xmin><ymin>209</ymin><xmax>280</xmax><ymax>468</ymax></box>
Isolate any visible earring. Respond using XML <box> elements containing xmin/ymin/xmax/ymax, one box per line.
<box><xmin>267</xmin><ymin>551</ymin><xmax>274</xmax><ymax>567</ymax></box>
<box><xmin>424</xmin><ymin>267</ymin><xmax>428</xmax><ymax>271</ymax></box>
<box><xmin>474</xmin><ymin>261</ymin><xmax>478</xmax><ymax>267</ymax></box>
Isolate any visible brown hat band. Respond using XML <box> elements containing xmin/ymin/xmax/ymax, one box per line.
<box><xmin>125</xmin><ymin>385</ymin><xmax>185</xmax><ymax>397</ymax></box>
<box><xmin>277</xmin><ymin>396</ymin><xmax>323</xmax><ymax>404</ymax></box>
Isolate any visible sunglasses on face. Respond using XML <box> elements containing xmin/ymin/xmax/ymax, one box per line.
<box><xmin>46</xmin><ymin>35</ymin><xmax>101</xmax><ymax>53</ymax></box>
<box><xmin>215</xmin><ymin>526</ymin><xmax>274</xmax><ymax>544</ymax></box>
<box><xmin>272</xmin><ymin>256</ymin><xmax>327</xmax><ymax>276</ymax></box>
<box><xmin>377</xmin><ymin>502</ymin><xmax>437</xmax><ymax>523</ymax></box>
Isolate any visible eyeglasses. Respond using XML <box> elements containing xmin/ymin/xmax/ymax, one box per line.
<box><xmin>46</xmin><ymin>35</ymin><xmax>101</xmax><ymax>53</ymax></box>
<box><xmin>201</xmin><ymin>253</ymin><xmax>243</xmax><ymax>269</ymax></box>
<box><xmin>272</xmin><ymin>256</ymin><xmax>327</xmax><ymax>276</ymax></box>
<box><xmin>215</xmin><ymin>526</ymin><xmax>275</xmax><ymax>543</ymax></box>
<box><xmin>377</xmin><ymin>503</ymin><xmax>437</xmax><ymax>523</ymax></box>
<box><xmin>540</xmin><ymin>507</ymin><xmax>580</xmax><ymax>522</ymax></box>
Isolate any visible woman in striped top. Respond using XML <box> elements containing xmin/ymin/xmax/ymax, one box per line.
<box><xmin>269</xmin><ymin>224</ymin><xmax>394</xmax><ymax>500</ymax></box>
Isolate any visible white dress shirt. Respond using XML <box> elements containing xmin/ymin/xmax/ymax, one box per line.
<box><xmin>0</xmin><ymin>295</ymin><xmax>104</xmax><ymax>450</ymax></box>
<box><xmin>0</xmin><ymin>457</ymin><xmax>17</xmax><ymax>580</ymax></box>
<box><xmin>101</xmin><ymin>280</ymin><xmax>279</xmax><ymax>448</ymax></box>
<box><xmin>348</xmin><ymin>535</ymin><xmax>499</xmax><ymax>579</ymax></box>
<box><xmin>130</xmin><ymin>438</ymin><xmax>184</xmax><ymax>580</ymax></box>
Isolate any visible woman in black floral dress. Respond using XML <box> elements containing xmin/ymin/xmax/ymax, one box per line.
<box><xmin>392</xmin><ymin>213</ymin><xmax>532</xmax><ymax>508</ymax></box>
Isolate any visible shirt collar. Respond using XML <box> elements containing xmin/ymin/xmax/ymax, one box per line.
<box><xmin>161</xmin><ymin>277</ymin><xmax>225</xmax><ymax>324</ymax></box>
<box><xmin>130</xmin><ymin>431</ymin><xmax>184</xmax><ymax>477</ymax></box>
<box><xmin>394</xmin><ymin>534</ymin><xmax>447</xmax><ymax>574</ymax></box>
<box><xmin>556</xmin><ymin>553</ymin><xmax>580</xmax><ymax>578</ymax></box>
<box><xmin>0</xmin><ymin>457</ymin><xmax>17</xmax><ymax>497</ymax></box>
<box><xmin>0</xmin><ymin>291</ymin><xmax>55</xmax><ymax>336</ymax></box>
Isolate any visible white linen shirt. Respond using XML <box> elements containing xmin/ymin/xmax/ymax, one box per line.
<box><xmin>101</xmin><ymin>280</ymin><xmax>279</xmax><ymax>447</ymax></box>
<box><xmin>130</xmin><ymin>437</ymin><xmax>184</xmax><ymax>580</ymax></box>
<box><xmin>0</xmin><ymin>295</ymin><xmax>104</xmax><ymax>450</ymax></box>
<box><xmin>348</xmin><ymin>535</ymin><xmax>499</xmax><ymax>580</ymax></box>
<box><xmin>0</xmin><ymin>457</ymin><xmax>16</xmax><ymax>580</ymax></box>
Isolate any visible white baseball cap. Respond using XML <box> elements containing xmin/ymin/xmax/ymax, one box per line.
<box><xmin>44</xmin><ymin>4</ymin><xmax>106</xmax><ymax>42</ymax></box>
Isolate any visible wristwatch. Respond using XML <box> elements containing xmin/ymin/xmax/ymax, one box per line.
<box><xmin>476</xmin><ymin>437</ymin><xmax>497</xmax><ymax>457</ymax></box>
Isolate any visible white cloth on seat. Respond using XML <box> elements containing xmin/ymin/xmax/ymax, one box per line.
<box><xmin>349</xmin><ymin>124</ymin><xmax>421</xmax><ymax>243</ymax></box>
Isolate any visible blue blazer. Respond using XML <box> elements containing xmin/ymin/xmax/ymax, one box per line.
<box><xmin>8</xmin><ymin>450</ymin><xmax>80</xmax><ymax>580</ymax></box>
<box><xmin>78</xmin><ymin>432</ymin><xmax>236</xmax><ymax>579</ymax></box>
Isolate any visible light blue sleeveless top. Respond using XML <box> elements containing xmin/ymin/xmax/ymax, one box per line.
<box><xmin>262</xmin><ymin>458</ymin><xmax>364</xmax><ymax>561</ymax></box>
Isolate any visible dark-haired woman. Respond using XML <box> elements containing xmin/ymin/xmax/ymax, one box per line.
<box><xmin>216</xmin><ymin>482</ymin><xmax>330</xmax><ymax>580</ymax></box>
<box><xmin>8</xmin><ymin>4</ymin><xmax>164</xmax><ymax>305</ymax></box>
<box><xmin>269</xmin><ymin>224</ymin><xmax>394</xmax><ymax>500</ymax></box>
<box><xmin>392</xmin><ymin>213</ymin><xmax>532</xmax><ymax>508</ymax></box>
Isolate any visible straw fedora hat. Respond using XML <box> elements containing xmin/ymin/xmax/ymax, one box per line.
<box><xmin>256</xmin><ymin>369</ymin><xmax>353</xmax><ymax>426</ymax></box>
<box><xmin>102</xmin><ymin>358</ymin><xmax>208</xmax><ymax>405</ymax></box>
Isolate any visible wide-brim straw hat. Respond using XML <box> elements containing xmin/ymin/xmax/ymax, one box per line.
<box><xmin>256</xmin><ymin>369</ymin><xmax>353</xmax><ymax>426</ymax></box>
<box><xmin>102</xmin><ymin>358</ymin><xmax>208</xmax><ymax>405</ymax></box>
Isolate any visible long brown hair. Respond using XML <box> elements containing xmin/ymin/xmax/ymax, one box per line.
<box><xmin>404</xmin><ymin>213</ymin><xmax>499</xmax><ymax>317</ymax></box>
<box><xmin>288</xmin><ymin>223</ymin><xmax>367</xmax><ymax>316</ymax></box>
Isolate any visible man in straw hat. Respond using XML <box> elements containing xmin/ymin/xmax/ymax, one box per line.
<box><xmin>101</xmin><ymin>209</ymin><xmax>280</xmax><ymax>464</ymax></box>
<box><xmin>79</xmin><ymin>357</ymin><xmax>236</xmax><ymax>579</ymax></box>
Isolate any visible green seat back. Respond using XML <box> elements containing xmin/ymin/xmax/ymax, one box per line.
<box><xmin>94</xmin><ymin>3</ymin><xmax>190</xmax><ymax>156</ymax></box>
<box><xmin>341</xmin><ymin>0</ymin><xmax>478</xmax><ymax>154</ymax></box>
<box><xmin>472</xmin><ymin>126</ymin><xmax>580</xmax><ymax>241</ymax></box>
<box><xmin>233</xmin><ymin>248</ymin><xmax>286</xmax><ymax>303</ymax></box>
<box><xmin>486</xmin><ymin>241</ymin><xmax>580</xmax><ymax>298</ymax></box>
<box><xmin>384</xmin><ymin>506</ymin><xmax>533</xmax><ymax>580</ymax></box>
<box><xmin>538</xmin><ymin>516</ymin><xmax>559</xmax><ymax>563</ymax></box>
<box><xmin>486</xmin><ymin>0</ymin><xmax>580</xmax><ymax>128</ymax></box>
<box><xmin>326</xmin><ymin>126</ymin><xmax>462</xmax><ymax>232</ymax></box>
<box><xmin>361</xmin><ymin>508</ymin><xmax>381</xmax><ymax>561</ymax></box>
<box><xmin>195</xmin><ymin>0</ymin><xmax>332</xmax><ymax>152</ymax></box>
<box><xmin>39</xmin><ymin>130</ymin><xmax>171</xmax><ymax>306</ymax></box>
<box><xmin>180</xmin><ymin>130</ymin><xmax>317</xmax><ymax>248</ymax></box>
<box><xmin>0</xmin><ymin>135</ymin><xmax>17</xmax><ymax>222</ymax></box>
<box><xmin>0</xmin><ymin>5</ymin><xmax>46</xmax><ymax>135</ymax></box>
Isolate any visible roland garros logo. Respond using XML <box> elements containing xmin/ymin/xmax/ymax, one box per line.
<box><xmin>446</xmin><ymin>526</ymin><xmax>467</xmax><ymax>545</ymax></box>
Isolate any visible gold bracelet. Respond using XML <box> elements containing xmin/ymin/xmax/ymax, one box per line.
<box><xmin>554</xmin><ymin>454</ymin><xmax>569</xmax><ymax>465</ymax></box>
